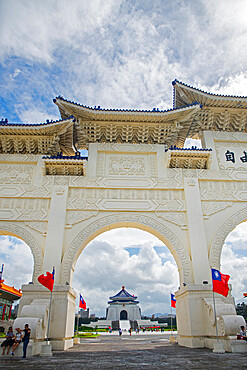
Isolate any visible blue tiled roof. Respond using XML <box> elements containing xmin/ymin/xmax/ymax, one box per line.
<box><xmin>108</xmin><ymin>299</ymin><xmax>139</xmax><ymax>304</ymax></box>
<box><xmin>172</xmin><ymin>79</ymin><xmax>247</xmax><ymax>99</ymax></box>
<box><xmin>42</xmin><ymin>153</ymin><xmax>88</xmax><ymax>160</ymax></box>
<box><xmin>109</xmin><ymin>286</ymin><xmax>137</xmax><ymax>300</ymax></box>
<box><xmin>169</xmin><ymin>146</ymin><xmax>212</xmax><ymax>151</ymax></box>
<box><xmin>0</xmin><ymin>116</ymin><xmax>75</xmax><ymax>127</ymax></box>
<box><xmin>54</xmin><ymin>96</ymin><xmax>201</xmax><ymax>113</ymax></box>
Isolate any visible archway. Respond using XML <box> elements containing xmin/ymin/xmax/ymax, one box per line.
<box><xmin>0</xmin><ymin>232</ymin><xmax>35</xmax><ymax>326</ymax></box>
<box><xmin>218</xmin><ymin>220</ymin><xmax>247</xmax><ymax>305</ymax></box>
<box><xmin>120</xmin><ymin>310</ymin><xmax>128</xmax><ymax>320</ymax></box>
<box><xmin>209</xmin><ymin>207</ymin><xmax>247</xmax><ymax>270</ymax></box>
<box><xmin>73</xmin><ymin>227</ymin><xmax>180</xmax><ymax>318</ymax></box>
<box><xmin>61</xmin><ymin>213</ymin><xmax>193</xmax><ymax>287</ymax></box>
<box><xmin>0</xmin><ymin>223</ymin><xmax>43</xmax><ymax>282</ymax></box>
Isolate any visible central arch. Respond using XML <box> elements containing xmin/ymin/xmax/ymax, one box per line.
<box><xmin>209</xmin><ymin>207</ymin><xmax>247</xmax><ymax>269</ymax></box>
<box><xmin>60</xmin><ymin>213</ymin><xmax>193</xmax><ymax>285</ymax></box>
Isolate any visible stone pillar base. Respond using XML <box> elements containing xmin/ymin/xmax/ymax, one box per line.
<box><xmin>51</xmin><ymin>338</ymin><xmax>74</xmax><ymax>351</ymax></box>
<box><xmin>169</xmin><ymin>336</ymin><xmax>177</xmax><ymax>343</ymax></box>
<box><xmin>178</xmin><ymin>336</ymin><xmax>205</xmax><ymax>348</ymax></box>
<box><xmin>17</xmin><ymin>284</ymin><xmax>76</xmax><ymax>352</ymax></box>
<box><xmin>41</xmin><ymin>342</ymin><xmax>53</xmax><ymax>356</ymax></box>
<box><xmin>213</xmin><ymin>341</ymin><xmax>225</xmax><ymax>353</ymax></box>
<box><xmin>231</xmin><ymin>340</ymin><xmax>247</xmax><ymax>353</ymax></box>
<box><xmin>74</xmin><ymin>337</ymin><xmax>80</xmax><ymax>344</ymax></box>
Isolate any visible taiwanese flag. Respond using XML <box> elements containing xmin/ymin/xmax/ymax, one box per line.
<box><xmin>211</xmin><ymin>268</ymin><xmax>230</xmax><ymax>297</ymax></box>
<box><xmin>79</xmin><ymin>294</ymin><xmax>87</xmax><ymax>310</ymax></box>
<box><xmin>171</xmin><ymin>293</ymin><xmax>176</xmax><ymax>308</ymax></box>
<box><xmin>38</xmin><ymin>267</ymin><xmax>55</xmax><ymax>292</ymax></box>
<box><xmin>0</xmin><ymin>264</ymin><xmax>4</xmax><ymax>283</ymax></box>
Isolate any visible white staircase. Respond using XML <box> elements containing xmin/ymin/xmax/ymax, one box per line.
<box><xmin>119</xmin><ymin>320</ymin><xmax>131</xmax><ymax>331</ymax></box>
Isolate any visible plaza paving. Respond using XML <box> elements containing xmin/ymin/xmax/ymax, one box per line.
<box><xmin>0</xmin><ymin>332</ymin><xmax>246</xmax><ymax>369</ymax></box>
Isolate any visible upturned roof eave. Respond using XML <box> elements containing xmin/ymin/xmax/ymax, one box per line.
<box><xmin>54</xmin><ymin>96</ymin><xmax>201</xmax><ymax>123</ymax></box>
<box><xmin>173</xmin><ymin>80</ymin><xmax>247</xmax><ymax>108</ymax></box>
<box><xmin>0</xmin><ymin>117</ymin><xmax>75</xmax><ymax>135</ymax></box>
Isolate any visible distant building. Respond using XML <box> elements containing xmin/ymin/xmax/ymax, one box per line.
<box><xmin>79</xmin><ymin>308</ymin><xmax>89</xmax><ymax>319</ymax></box>
<box><xmin>106</xmin><ymin>286</ymin><xmax>141</xmax><ymax>321</ymax></box>
<box><xmin>0</xmin><ymin>279</ymin><xmax>22</xmax><ymax>332</ymax></box>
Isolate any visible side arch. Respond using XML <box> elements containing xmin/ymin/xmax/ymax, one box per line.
<box><xmin>209</xmin><ymin>207</ymin><xmax>247</xmax><ymax>269</ymax></box>
<box><xmin>0</xmin><ymin>222</ymin><xmax>43</xmax><ymax>282</ymax></box>
<box><xmin>60</xmin><ymin>213</ymin><xmax>193</xmax><ymax>285</ymax></box>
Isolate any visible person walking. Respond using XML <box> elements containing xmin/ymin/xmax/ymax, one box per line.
<box><xmin>22</xmin><ymin>324</ymin><xmax>31</xmax><ymax>359</ymax></box>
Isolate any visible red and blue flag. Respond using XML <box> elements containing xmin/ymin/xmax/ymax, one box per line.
<box><xmin>0</xmin><ymin>264</ymin><xmax>4</xmax><ymax>282</ymax></box>
<box><xmin>171</xmin><ymin>293</ymin><xmax>176</xmax><ymax>308</ymax></box>
<box><xmin>38</xmin><ymin>267</ymin><xmax>55</xmax><ymax>292</ymax></box>
<box><xmin>79</xmin><ymin>294</ymin><xmax>87</xmax><ymax>310</ymax></box>
<box><xmin>211</xmin><ymin>268</ymin><xmax>230</xmax><ymax>297</ymax></box>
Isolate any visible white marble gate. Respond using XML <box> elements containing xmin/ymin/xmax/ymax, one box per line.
<box><xmin>0</xmin><ymin>80</ymin><xmax>246</xmax><ymax>351</ymax></box>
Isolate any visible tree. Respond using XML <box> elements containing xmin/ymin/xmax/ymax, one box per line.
<box><xmin>236</xmin><ymin>302</ymin><xmax>247</xmax><ymax>320</ymax></box>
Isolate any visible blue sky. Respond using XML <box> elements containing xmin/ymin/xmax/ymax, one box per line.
<box><xmin>0</xmin><ymin>0</ymin><xmax>247</xmax><ymax>315</ymax></box>
<box><xmin>1</xmin><ymin>0</ymin><xmax>247</xmax><ymax>123</ymax></box>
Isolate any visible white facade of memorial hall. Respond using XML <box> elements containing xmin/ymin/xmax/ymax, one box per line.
<box><xmin>0</xmin><ymin>80</ymin><xmax>247</xmax><ymax>353</ymax></box>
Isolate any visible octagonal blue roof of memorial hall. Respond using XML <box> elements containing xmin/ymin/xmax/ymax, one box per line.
<box><xmin>108</xmin><ymin>286</ymin><xmax>138</xmax><ymax>303</ymax></box>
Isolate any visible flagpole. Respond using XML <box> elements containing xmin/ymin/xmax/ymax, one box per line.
<box><xmin>77</xmin><ymin>295</ymin><xmax>80</xmax><ymax>335</ymax></box>
<box><xmin>212</xmin><ymin>289</ymin><xmax>219</xmax><ymax>342</ymax></box>
<box><xmin>211</xmin><ymin>268</ymin><xmax>219</xmax><ymax>342</ymax></box>
<box><xmin>46</xmin><ymin>289</ymin><xmax>53</xmax><ymax>344</ymax></box>
<box><xmin>46</xmin><ymin>266</ymin><xmax>55</xmax><ymax>344</ymax></box>
<box><xmin>171</xmin><ymin>305</ymin><xmax>173</xmax><ymax>336</ymax></box>
<box><xmin>170</xmin><ymin>292</ymin><xmax>172</xmax><ymax>336</ymax></box>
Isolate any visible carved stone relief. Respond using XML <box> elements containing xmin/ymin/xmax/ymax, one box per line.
<box><xmin>0</xmin><ymin>198</ymin><xmax>50</xmax><ymax>210</ymax></box>
<box><xmin>0</xmin><ymin>165</ymin><xmax>33</xmax><ymax>184</ymax></box>
<box><xmin>155</xmin><ymin>169</ymin><xmax>183</xmax><ymax>189</ymax></box>
<box><xmin>213</xmin><ymin>131</ymin><xmax>247</xmax><ymax>141</ymax></box>
<box><xmin>25</xmin><ymin>222</ymin><xmax>48</xmax><ymax>236</ymax></box>
<box><xmin>98</xmin><ymin>143</ymin><xmax>156</xmax><ymax>152</ymax></box>
<box><xmin>66</xmin><ymin>211</ymin><xmax>99</xmax><ymax>226</ymax></box>
<box><xmin>54</xmin><ymin>177</ymin><xmax>70</xmax><ymax>186</ymax></box>
<box><xmin>60</xmin><ymin>213</ymin><xmax>193</xmax><ymax>285</ymax></box>
<box><xmin>155</xmin><ymin>212</ymin><xmax>187</xmax><ymax>228</ymax></box>
<box><xmin>0</xmin><ymin>222</ymin><xmax>43</xmax><ymax>281</ymax></box>
<box><xmin>68</xmin><ymin>177</ymin><xmax>99</xmax><ymax>188</ymax></box>
<box><xmin>68</xmin><ymin>188</ymin><xmax>184</xmax><ymax>202</ymax></box>
<box><xmin>67</xmin><ymin>188</ymin><xmax>185</xmax><ymax>211</ymax></box>
<box><xmin>0</xmin><ymin>208</ymin><xmax>48</xmax><ymax>221</ymax></box>
<box><xmin>200</xmin><ymin>181</ymin><xmax>247</xmax><ymax>201</ymax></box>
<box><xmin>97</xmin><ymin>152</ymin><xmax>105</xmax><ymax>177</ymax></box>
<box><xmin>0</xmin><ymin>154</ymin><xmax>38</xmax><ymax>162</ymax></box>
<box><xmin>107</xmin><ymin>155</ymin><xmax>146</xmax><ymax>176</ymax></box>
<box><xmin>201</xmin><ymin>201</ymin><xmax>233</xmax><ymax>217</ymax></box>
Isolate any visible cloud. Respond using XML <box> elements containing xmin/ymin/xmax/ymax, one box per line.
<box><xmin>224</xmin><ymin>222</ymin><xmax>247</xmax><ymax>252</ymax></box>
<box><xmin>0</xmin><ymin>236</ymin><xmax>33</xmax><ymax>290</ymax></box>
<box><xmin>17</xmin><ymin>107</ymin><xmax>60</xmax><ymax>124</ymax></box>
<box><xmin>10</xmin><ymin>68</ymin><xmax>21</xmax><ymax>80</ymax></box>
<box><xmin>73</xmin><ymin>229</ymin><xmax>179</xmax><ymax>316</ymax></box>
<box><xmin>0</xmin><ymin>0</ymin><xmax>121</xmax><ymax>64</ymax></box>
<box><xmin>221</xmin><ymin>243</ymin><xmax>247</xmax><ymax>304</ymax></box>
<box><xmin>1</xmin><ymin>0</ymin><xmax>247</xmax><ymax>123</ymax></box>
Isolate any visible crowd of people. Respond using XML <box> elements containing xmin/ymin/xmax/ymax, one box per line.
<box><xmin>1</xmin><ymin>324</ymin><xmax>31</xmax><ymax>358</ymax></box>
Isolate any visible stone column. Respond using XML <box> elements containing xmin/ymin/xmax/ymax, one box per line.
<box><xmin>42</xmin><ymin>185</ymin><xmax>68</xmax><ymax>283</ymax></box>
<box><xmin>184</xmin><ymin>177</ymin><xmax>211</xmax><ymax>284</ymax></box>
